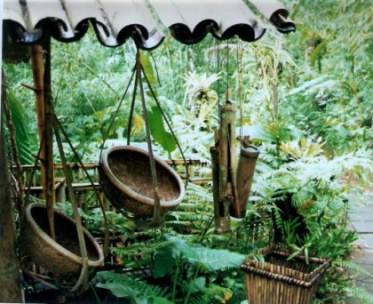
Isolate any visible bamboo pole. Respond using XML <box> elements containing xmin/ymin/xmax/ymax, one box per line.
<box><xmin>30</xmin><ymin>45</ymin><xmax>47</xmax><ymax>199</ymax></box>
<box><xmin>42</xmin><ymin>38</ymin><xmax>56</xmax><ymax>240</ymax></box>
<box><xmin>0</xmin><ymin>98</ymin><xmax>24</xmax><ymax>302</ymax></box>
<box><xmin>210</xmin><ymin>144</ymin><xmax>224</xmax><ymax>232</ymax></box>
<box><xmin>235</xmin><ymin>144</ymin><xmax>259</xmax><ymax>217</ymax></box>
<box><xmin>227</xmin><ymin>102</ymin><xmax>241</xmax><ymax>218</ymax></box>
<box><xmin>216</xmin><ymin>103</ymin><xmax>237</xmax><ymax>233</ymax></box>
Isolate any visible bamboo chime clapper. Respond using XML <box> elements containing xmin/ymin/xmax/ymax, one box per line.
<box><xmin>211</xmin><ymin>98</ymin><xmax>259</xmax><ymax>233</ymax></box>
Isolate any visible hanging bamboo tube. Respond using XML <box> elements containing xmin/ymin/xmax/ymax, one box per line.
<box><xmin>216</xmin><ymin>102</ymin><xmax>237</xmax><ymax>233</ymax></box>
<box><xmin>234</xmin><ymin>144</ymin><xmax>259</xmax><ymax>218</ymax></box>
<box><xmin>210</xmin><ymin>141</ymin><xmax>225</xmax><ymax>233</ymax></box>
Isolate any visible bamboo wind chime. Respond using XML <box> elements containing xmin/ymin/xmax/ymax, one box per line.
<box><xmin>211</xmin><ymin>94</ymin><xmax>260</xmax><ymax>234</ymax></box>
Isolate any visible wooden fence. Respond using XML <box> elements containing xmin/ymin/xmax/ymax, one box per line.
<box><xmin>19</xmin><ymin>159</ymin><xmax>211</xmax><ymax>208</ymax></box>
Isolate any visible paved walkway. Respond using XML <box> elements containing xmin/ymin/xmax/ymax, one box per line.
<box><xmin>348</xmin><ymin>192</ymin><xmax>373</xmax><ymax>303</ymax></box>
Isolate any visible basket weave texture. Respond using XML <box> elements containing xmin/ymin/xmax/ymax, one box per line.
<box><xmin>22</xmin><ymin>204</ymin><xmax>104</xmax><ymax>276</ymax></box>
<box><xmin>100</xmin><ymin>145</ymin><xmax>185</xmax><ymax>217</ymax></box>
<box><xmin>241</xmin><ymin>244</ymin><xmax>329</xmax><ymax>304</ymax></box>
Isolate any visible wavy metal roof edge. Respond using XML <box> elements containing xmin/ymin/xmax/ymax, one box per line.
<box><xmin>3</xmin><ymin>0</ymin><xmax>295</xmax><ymax>50</ymax></box>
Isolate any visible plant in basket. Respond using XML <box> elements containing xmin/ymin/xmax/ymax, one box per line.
<box><xmin>241</xmin><ymin>129</ymin><xmax>373</xmax><ymax>303</ymax></box>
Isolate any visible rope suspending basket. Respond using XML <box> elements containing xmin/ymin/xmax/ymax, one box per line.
<box><xmin>100</xmin><ymin>145</ymin><xmax>184</xmax><ymax>218</ymax></box>
<box><xmin>241</xmin><ymin>244</ymin><xmax>329</xmax><ymax>304</ymax></box>
<box><xmin>99</xmin><ymin>51</ymin><xmax>186</xmax><ymax>223</ymax></box>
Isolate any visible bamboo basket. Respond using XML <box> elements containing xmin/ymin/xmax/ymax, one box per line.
<box><xmin>99</xmin><ymin>145</ymin><xmax>185</xmax><ymax>218</ymax></box>
<box><xmin>241</xmin><ymin>244</ymin><xmax>329</xmax><ymax>304</ymax></box>
<box><xmin>22</xmin><ymin>204</ymin><xmax>104</xmax><ymax>276</ymax></box>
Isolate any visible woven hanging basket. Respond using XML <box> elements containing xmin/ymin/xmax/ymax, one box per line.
<box><xmin>241</xmin><ymin>244</ymin><xmax>329</xmax><ymax>304</ymax></box>
<box><xmin>99</xmin><ymin>145</ymin><xmax>185</xmax><ymax>218</ymax></box>
<box><xmin>22</xmin><ymin>204</ymin><xmax>104</xmax><ymax>276</ymax></box>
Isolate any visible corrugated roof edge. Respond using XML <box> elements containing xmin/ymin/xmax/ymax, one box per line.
<box><xmin>3</xmin><ymin>3</ymin><xmax>295</xmax><ymax>50</ymax></box>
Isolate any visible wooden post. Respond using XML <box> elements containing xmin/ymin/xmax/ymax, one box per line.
<box><xmin>31</xmin><ymin>44</ymin><xmax>56</xmax><ymax>237</ymax></box>
<box><xmin>0</xmin><ymin>100</ymin><xmax>24</xmax><ymax>302</ymax></box>
<box><xmin>30</xmin><ymin>45</ymin><xmax>47</xmax><ymax>198</ymax></box>
<box><xmin>43</xmin><ymin>38</ymin><xmax>56</xmax><ymax>240</ymax></box>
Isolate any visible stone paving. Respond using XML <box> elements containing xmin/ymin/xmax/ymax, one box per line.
<box><xmin>348</xmin><ymin>192</ymin><xmax>373</xmax><ymax>303</ymax></box>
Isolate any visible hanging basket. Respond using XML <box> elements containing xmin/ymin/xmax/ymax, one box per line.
<box><xmin>241</xmin><ymin>244</ymin><xmax>329</xmax><ymax>304</ymax></box>
<box><xmin>22</xmin><ymin>204</ymin><xmax>104</xmax><ymax>276</ymax></box>
<box><xmin>99</xmin><ymin>145</ymin><xmax>185</xmax><ymax>218</ymax></box>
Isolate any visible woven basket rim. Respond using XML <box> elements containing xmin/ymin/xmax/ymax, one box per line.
<box><xmin>25</xmin><ymin>203</ymin><xmax>104</xmax><ymax>268</ymax></box>
<box><xmin>100</xmin><ymin>145</ymin><xmax>185</xmax><ymax>208</ymax></box>
<box><xmin>241</xmin><ymin>244</ymin><xmax>330</xmax><ymax>287</ymax></box>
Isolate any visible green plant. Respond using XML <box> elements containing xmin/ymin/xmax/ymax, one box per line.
<box><xmin>98</xmin><ymin>236</ymin><xmax>245</xmax><ymax>304</ymax></box>
<box><xmin>97</xmin><ymin>271</ymin><xmax>172</xmax><ymax>304</ymax></box>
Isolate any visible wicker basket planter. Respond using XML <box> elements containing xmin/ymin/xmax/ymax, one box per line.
<box><xmin>100</xmin><ymin>145</ymin><xmax>185</xmax><ymax>218</ymax></box>
<box><xmin>22</xmin><ymin>204</ymin><xmax>104</xmax><ymax>276</ymax></box>
<box><xmin>241</xmin><ymin>245</ymin><xmax>329</xmax><ymax>304</ymax></box>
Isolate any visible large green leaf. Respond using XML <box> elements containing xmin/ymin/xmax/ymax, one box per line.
<box><xmin>148</xmin><ymin>106</ymin><xmax>176</xmax><ymax>153</ymax></box>
<box><xmin>5</xmin><ymin>89</ymin><xmax>35</xmax><ymax>164</ymax></box>
<box><xmin>96</xmin><ymin>272</ymin><xmax>171</xmax><ymax>304</ymax></box>
<box><xmin>183</xmin><ymin>277</ymin><xmax>206</xmax><ymax>294</ymax></box>
<box><xmin>141</xmin><ymin>52</ymin><xmax>157</xmax><ymax>87</ymax></box>
<box><xmin>181</xmin><ymin>244</ymin><xmax>245</xmax><ymax>272</ymax></box>
<box><xmin>152</xmin><ymin>241</ymin><xmax>177</xmax><ymax>278</ymax></box>
<box><xmin>153</xmin><ymin>237</ymin><xmax>245</xmax><ymax>276</ymax></box>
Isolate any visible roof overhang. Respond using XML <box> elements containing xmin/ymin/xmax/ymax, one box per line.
<box><xmin>3</xmin><ymin>0</ymin><xmax>295</xmax><ymax>50</ymax></box>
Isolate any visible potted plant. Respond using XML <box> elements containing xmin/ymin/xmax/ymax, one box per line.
<box><xmin>241</xmin><ymin>244</ymin><xmax>329</xmax><ymax>304</ymax></box>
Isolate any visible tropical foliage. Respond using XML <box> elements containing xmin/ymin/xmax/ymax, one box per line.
<box><xmin>2</xmin><ymin>0</ymin><xmax>372</xmax><ymax>303</ymax></box>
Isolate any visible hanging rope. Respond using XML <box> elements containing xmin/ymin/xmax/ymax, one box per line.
<box><xmin>225</xmin><ymin>41</ymin><xmax>230</xmax><ymax>103</ymax></box>
<box><xmin>135</xmin><ymin>51</ymin><xmax>162</xmax><ymax>225</ymax></box>
<box><xmin>140</xmin><ymin>60</ymin><xmax>190</xmax><ymax>187</ymax></box>
<box><xmin>99</xmin><ymin>49</ymin><xmax>187</xmax><ymax>225</ymax></box>
<box><xmin>100</xmin><ymin>65</ymin><xmax>136</xmax><ymax>158</ymax></box>
<box><xmin>54</xmin><ymin>115</ymin><xmax>110</xmax><ymax>256</ymax></box>
<box><xmin>237</xmin><ymin>42</ymin><xmax>244</xmax><ymax>140</ymax></box>
<box><xmin>126</xmin><ymin>65</ymin><xmax>139</xmax><ymax>146</ymax></box>
<box><xmin>53</xmin><ymin>114</ymin><xmax>89</xmax><ymax>293</ymax></box>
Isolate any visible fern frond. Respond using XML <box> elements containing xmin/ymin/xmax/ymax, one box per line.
<box><xmin>334</xmin><ymin>259</ymin><xmax>373</xmax><ymax>278</ymax></box>
<box><xmin>111</xmin><ymin>241</ymin><xmax>171</xmax><ymax>259</ymax></box>
<box><xmin>96</xmin><ymin>272</ymin><xmax>170</xmax><ymax>301</ymax></box>
<box><xmin>346</xmin><ymin>286</ymin><xmax>373</xmax><ymax>304</ymax></box>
